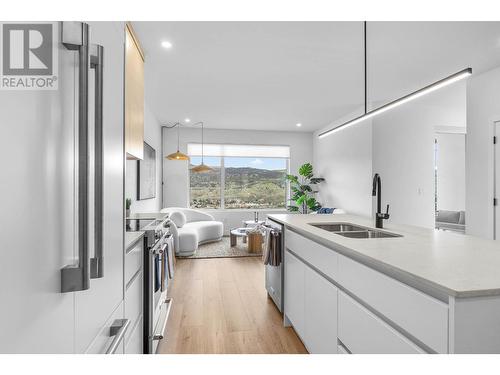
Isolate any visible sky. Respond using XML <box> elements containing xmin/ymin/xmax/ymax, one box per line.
<box><xmin>190</xmin><ymin>156</ymin><xmax>287</xmax><ymax>170</ymax></box>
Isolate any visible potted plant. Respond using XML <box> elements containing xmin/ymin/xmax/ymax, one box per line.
<box><xmin>286</xmin><ymin>163</ymin><xmax>325</xmax><ymax>214</ymax></box>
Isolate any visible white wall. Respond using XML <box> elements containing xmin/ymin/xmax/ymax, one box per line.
<box><xmin>436</xmin><ymin>133</ymin><xmax>466</xmax><ymax>212</ymax></box>
<box><xmin>372</xmin><ymin>105</ymin><xmax>435</xmax><ymax>228</ymax></box>
<box><xmin>466</xmin><ymin>66</ymin><xmax>500</xmax><ymax>239</ymax></box>
<box><xmin>314</xmin><ymin>85</ymin><xmax>466</xmax><ymax>229</ymax></box>
<box><xmin>372</xmin><ymin>86</ymin><xmax>466</xmax><ymax>229</ymax></box>
<box><xmin>313</xmin><ymin>109</ymin><xmax>373</xmax><ymax>217</ymax></box>
<box><xmin>162</xmin><ymin>128</ymin><xmax>313</xmax><ymax>233</ymax></box>
<box><xmin>125</xmin><ymin>104</ymin><xmax>162</xmax><ymax>214</ymax></box>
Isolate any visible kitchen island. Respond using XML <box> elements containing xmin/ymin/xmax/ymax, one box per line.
<box><xmin>267</xmin><ymin>213</ymin><xmax>500</xmax><ymax>354</ymax></box>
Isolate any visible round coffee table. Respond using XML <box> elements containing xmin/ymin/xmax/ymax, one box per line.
<box><xmin>230</xmin><ymin>227</ymin><xmax>248</xmax><ymax>246</ymax></box>
<box><xmin>230</xmin><ymin>227</ymin><xmax>263</xmax><ymax>253</ymax></box>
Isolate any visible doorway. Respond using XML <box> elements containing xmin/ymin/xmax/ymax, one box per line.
<box><xmin>434</xmin><ymin>131</ymin><xmax>467</xmax><ymax>233</ymax></box>
<box><xmin>495</xmin><ymin>122</ymin><xmax>500</xmax><ymax>240</ymax></box>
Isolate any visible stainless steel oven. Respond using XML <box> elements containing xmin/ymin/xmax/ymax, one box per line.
<box><xmin>145</xmin><ymin>231</ymin><xmax>173</xmax><ymax>354</ymax></box>
<box><xmin>126</xmin><ymin>216</ymin><xmax>174</xmax><ymax>354</ymax></box>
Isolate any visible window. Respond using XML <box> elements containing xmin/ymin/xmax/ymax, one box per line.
<box><xmin>188</xmin><ymin>144</ymin><xmax>290</xmax><ymax>210</ymax></box>
<box><xmin>189</xmin><ymin>156</ymin><xmax>221</xmax><ymax>209</ymax></box>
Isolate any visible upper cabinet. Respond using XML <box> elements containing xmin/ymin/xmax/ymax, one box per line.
<box><xmin>125</xmin><ymin>23</ymin><xmax>144</xmax><ymax>160</ymax></box>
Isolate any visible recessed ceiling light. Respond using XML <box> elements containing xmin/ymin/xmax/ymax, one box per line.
<box><xmin>161</xmin><ymin>41</ymin><xmax>173</xmax><ymax>49</ymax></box>
<box><xmin>296</xmin><ymin>123</ymin><xmax>302</xmax><ymax>127</ymax></box>
<box><xmin>184</xmin><ymin>118</ymin><xmax>191</xmax><ymax>123</ymax></box>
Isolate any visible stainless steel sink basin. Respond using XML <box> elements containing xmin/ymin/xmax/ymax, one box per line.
<box><xmin>309</xmin><ymin>223</ymin><xmax>366</xmax><ymax>232</ymax></box>
<box><xmin>336</xmin><ymin>230</ymin><xmax>402</xmax><ymax>239</ymax></box>
<box><xmin>308</xmin><ymin>222</ymin><xmax>402</xmax><ymax>239</ymax></box>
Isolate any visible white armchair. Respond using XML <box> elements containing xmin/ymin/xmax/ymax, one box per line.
<box><xmin>161</xmin><ymin>207</ymin><xmax>223</xmax><ymax>256</ymax></box>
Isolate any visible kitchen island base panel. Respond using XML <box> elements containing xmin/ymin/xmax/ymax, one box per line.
<box><xmin>272</xmin><ymin>215</ymin><xmax>500</xmax><ymax>354</ymax></box>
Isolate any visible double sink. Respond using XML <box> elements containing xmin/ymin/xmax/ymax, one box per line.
<box><xmin>309</xmin><ymin>222</ymin><xmax>402</xmax><ymax>239</ymax></box>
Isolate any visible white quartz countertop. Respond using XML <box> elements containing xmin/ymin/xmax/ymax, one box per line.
<box><xmin>267</xmin><ymin>213</ymin><xmax>500</xmax><ymax>298</ymax></box>
<box><xmin>125</xmin><ymin>231</ymin><xmax>144</xmax><ymax>251</ymax></box>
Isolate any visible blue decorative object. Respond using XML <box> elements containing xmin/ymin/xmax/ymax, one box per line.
<box><xmin>317</xmin><ymin>207</ymin><xmax>335</xmax><ymax>214</ymax></box>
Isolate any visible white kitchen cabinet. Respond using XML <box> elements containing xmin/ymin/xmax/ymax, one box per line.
<box><xmin>285</xmin><ymin>249</ymin><xmax>338</xmax><ymax>353</ymax></box>
<box><xmin>304</xmin><ymin>266</ymin><xmax>338</xmax><ymax>353</ymax></box>
<box><xmin>286</xmin><ymin>229</ymin><xmax>339</xmax><ymax>281</ymax></box>
<box><xmin>338</xmin><ymin>291</ymin><xmax>426</xmax><ymax>354</ymax></box>
<box><xmin>125</xmin><ymin>316</ymin><xmax>144</xmax><ymax>354</ymax></box>
<box><xmin>284</xmin><ymin>250</ymin><xmax>305</xmax><ymax>340</ymax></box>
<box><xmin>338</xmin><ymin>254</ymin><xmax>448</xmax><ymax>353</ymax></box>
<box><xmin>86</xmin><ymin>302</ymin><xmax>126</xmax><ymax>354</ymax></box>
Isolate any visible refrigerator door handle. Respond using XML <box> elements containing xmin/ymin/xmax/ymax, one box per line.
<box><xmin>61</xmin><ymin>21</ymin><xmax>91</xmax><ymax>293</ymax></box>
<box><xmin>90</xmin><ymin>44</ymin><xmax>104</xmax><ymax>279</ymax></box>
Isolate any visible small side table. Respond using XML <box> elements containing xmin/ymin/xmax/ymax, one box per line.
<box><xmin>247</xmin><ymin>231</ymin><xmax>263</xmax><ymax>253</ymax></box>
<box><xmin>230</xmin><ymin>227</ymin><xmax>248</xmax><ymax>247</ymax></box>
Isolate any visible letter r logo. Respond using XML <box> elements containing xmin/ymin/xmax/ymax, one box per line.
<box><xmin>2</xmin><ymin>23</ymin><xmax>53</xmax><ymax>75</ymax></box>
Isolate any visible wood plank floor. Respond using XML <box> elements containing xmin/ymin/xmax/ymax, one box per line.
<box><xmin>157</xmin><ymin>257</ymin><xmax>307</xmax><ymax>354</ymax></box>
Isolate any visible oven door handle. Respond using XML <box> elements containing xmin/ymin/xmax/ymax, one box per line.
<box><xmin>160</xmin><ymin>243</ymin><xmax>167</xmax><ymax>292</ymax></box>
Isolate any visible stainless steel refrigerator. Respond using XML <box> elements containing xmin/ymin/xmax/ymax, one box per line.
<box><xmin>0</xmin><ymin>21</ymin><xmax>126</xmax><ymax>353</ymax></box>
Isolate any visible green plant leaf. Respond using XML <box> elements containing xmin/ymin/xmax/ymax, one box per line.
<box><xmin>309</xmin><ymin>177</ymin><xmax>325</xmax><ymax>184</ymax></box>
<box><xmin>298</xmin><ymin>163</ymin><xmax>313</xmax><ymax>179</ymax></box>
<box><xmin>300</xmin><ymin>184</ymin><xmax>312</xmax><ymax>192</ymax></box>
<box><xmin>287</xmin><ymin>205</ymin><xmax>299</xmax><ymax>212</ymax></box>
<box><xmin>285</xmin><ymin>174</ymin><xmax>299</xmax><ymax>183</ymax></box>
<box><xmin>305</xmin><ymin>197</ymin><xmax>315</xmax><ymax>207</ymax></box>
<box><xmin>296</xmin><ymin>195</ymin><xmax>306</xmax><ymax>205</ymax></box>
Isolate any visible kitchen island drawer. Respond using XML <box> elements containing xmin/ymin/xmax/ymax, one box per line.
<box><xmin>124</xmin><ymin>270</ymin><xmax>142</xmax><ymax>342</ymax></box>
<box><xmin>125</xmin><ymin>315</ymin><xmax>143</xmax><ymax>354</ymax></box>
<box><xmin>125</xmin><ymin>240</ymin><xmax>143</xmax><ymax>285</ymax></box>
<box><xmin>285</xmin><ymin>229</ymin><xmax>338</xmax><ymax>281</ymax></box>
<box><xmin>86</xmin><ymin>301</ymin><xmax>126</xmax><ymax>354</ymax></box>
<box><xmin>338</xmin><ymin>254</ymin><xmax>448</xmax><ymax>353</ymax></box>
<box><xmin>338</xmin><ymin>291</ymin><xmax>425</xmax><ymax>354</ymax></box>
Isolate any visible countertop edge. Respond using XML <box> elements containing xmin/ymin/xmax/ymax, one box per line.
<box><xmin>268</xmin><ymin>214</ymin><xmax>500</xmax><ymax>299</ymax></box>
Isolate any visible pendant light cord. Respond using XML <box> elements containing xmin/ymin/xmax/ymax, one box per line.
<box><xmin>177</xmin><ymin>122</ymin><xmax>180</xmax><ymax>151</ymax></box>
<box><xmin>190</xmin><ymin>121</ymin><xmax>206</xmax><ymax>164</ymax></box>
<box><xmin>364</xmin><ymin>20</ymin><xmax>367</xmax><ymax>114</ymax></box>
<box><xmin>201</xmin><ymin>122</ymin><xmax>204</xmax><ymax>165</ymax></box>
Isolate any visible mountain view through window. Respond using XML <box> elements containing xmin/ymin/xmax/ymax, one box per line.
<box><xmin>189</xmin><ymin>156</ymin><xmax>287</xmax><ymax>209</ymax></box>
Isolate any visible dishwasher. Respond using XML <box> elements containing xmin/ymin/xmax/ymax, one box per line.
<box><xmin>264</xmin><ymin>218</ymin><xmax>284</xmax><ymax>313</ymax></box>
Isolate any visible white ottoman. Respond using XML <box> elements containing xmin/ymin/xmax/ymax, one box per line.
<box><xmin>184</xmin><ymin>221</ymin><xmax>223</xmax><ymax>244</ymax></box>
<box><xmin>177</xmin><ymin>228</ymin><xmax>198</xmax><ymax>257</ymax></box>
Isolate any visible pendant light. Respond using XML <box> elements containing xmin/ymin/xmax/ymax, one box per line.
<box><xmin>191</xmin><ymin>121</ymin><xmax>214</xmax><ymax>173</ymax></box>
<box><xmin>166</xmin><ymin>122</ymin><xmax>189</xmax><ymax>160</ymax></box>
<box><xmin>319</xmin><ymin>22</ymin><xmax>472</xmax><ymax>139</ymax></box>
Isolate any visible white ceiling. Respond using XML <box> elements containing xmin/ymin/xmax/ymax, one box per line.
<box><xmin>133</xmin><ymin>21</ymin><xmax>500</xmax><ymax>132</ymax></box>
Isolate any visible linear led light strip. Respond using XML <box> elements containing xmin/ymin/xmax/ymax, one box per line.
<box><xmin>318</xmin><ymin>67</ymin><xmax>472</xmax><ymax>139</ymax></box>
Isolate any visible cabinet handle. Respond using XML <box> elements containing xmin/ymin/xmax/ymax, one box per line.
<box><xmin>106</xmin><ymin>318</ymin><xmax>131</xmax><ymax>354</ymax></box>
<box><xmin>61</xmin><ymin>21</ymin><xmax>91</xmax><ymax>293</ymax></box>
<box><xmin>90</xmin><ymin>44</ymin><xmax>104</xmax><ymax>279</ymax></box>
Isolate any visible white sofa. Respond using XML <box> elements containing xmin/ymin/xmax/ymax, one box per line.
<box><xmin>160</xmin><ymin>207</ymin><xmax>223</xmax><ymax>256</ymax></box>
